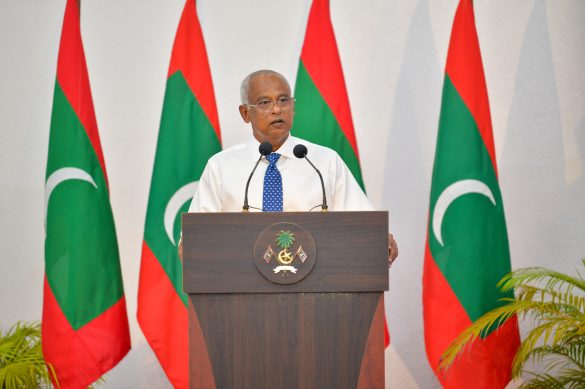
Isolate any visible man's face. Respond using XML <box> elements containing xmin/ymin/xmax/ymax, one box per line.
<box><xmin>239</xmin><ymin>74</ymin><xmax>294</xmax><ymax>151</ymax></box>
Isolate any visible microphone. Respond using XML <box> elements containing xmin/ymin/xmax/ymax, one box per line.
<box><xmin>293</xmin><ymin>144</ymin><xmax>328</xmax><ymax>211</ymax></box>
<box><xmin>243</xmin><ymin>141</ymin><xmax>273</xmax><ymax>211</ymax></box>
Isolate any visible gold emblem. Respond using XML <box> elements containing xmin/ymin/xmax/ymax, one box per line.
<box><xmin>254</xmin><ymin>222</ymin><xmax>316</xmax><ymax>285</ymax></box>
<box><xmin>263</xmin><ymin>231</ymin><xmax>308</xmax><ymax>277</ymax></box>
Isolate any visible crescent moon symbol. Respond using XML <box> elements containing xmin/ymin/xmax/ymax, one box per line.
<box><xmin>164</xmin><ymin>181</ymin><xmax>198</xmax><ymax>246</ymax></box>
<box><xmin>45</xmin><ymin>167</ymin><xmax>98</xmax><ymax>218</ymax></box>
<box><xmin>432</xmin><ymin>179</ymin><xmax>496</xmax><ymax>246</ymax></box>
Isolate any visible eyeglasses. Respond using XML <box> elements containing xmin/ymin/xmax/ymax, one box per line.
<box><xmin>247</xmin><ymin>96</ymin><xmax>295</xmax><ymax>112</ymax></box>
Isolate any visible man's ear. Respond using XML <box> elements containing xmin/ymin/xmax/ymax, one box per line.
<box><xmin>239</xmin><ymin>105</ymin><xmax>251</xmax><ymax>123</ymax></box>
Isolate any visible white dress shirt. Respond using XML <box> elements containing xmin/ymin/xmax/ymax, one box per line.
<box><xmin>188</xmin><ymin>135</ymin><xmax>373</xmax><ymax>212</ymax></box>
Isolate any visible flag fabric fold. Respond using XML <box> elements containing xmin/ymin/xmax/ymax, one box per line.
<box><xmin>136</xmin><ymin>0</ymin><xmax>221</xmax><ymax>387</ymax></box>
<box><xmin>43</xmin><ymin>0</ymin><xmax>131</xmax><ymax>387</ymax></box>
<box><xmin>292</xmin><ymin>0</ymin><xmax>364</xmax><ymax>191</ymax></box>
<box><xmin>292</xmin><ymin>0</ymin><xmax>388</xmax><ymax>347</ymax></box>
<box><xmin>422</xmin><ymin>1</ymin><xmax>520</xmax><ymax>387</ymax></box>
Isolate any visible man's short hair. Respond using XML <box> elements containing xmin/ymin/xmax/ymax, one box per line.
<box><xmin>240</xmin><ymin>70</ymin><xmax>290</xmax><ymax>105</ymax></box>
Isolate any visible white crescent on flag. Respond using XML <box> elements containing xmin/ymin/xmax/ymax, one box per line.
<box><xmin>45</xmin><ymin>167</ymin><xmax>98</xmax><ymax>223</ymax></box>
<box><xmin>163</xmin><ymin>181</ymin><xmax>198</xmax><ymax>246</ymax></box>
<box><xmin>432</xmin><ymin>179</ymin><xmax>496</xmax><ymax>246</ymax></box>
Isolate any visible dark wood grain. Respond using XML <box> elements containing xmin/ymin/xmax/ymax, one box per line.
<box><xmin>188</xmin><ymin>301</ymin><xmax>216</xmax><ymax>389</ymax></box>
<box><xmin>183</xmin><ymin>211</ymin><xmax>389</xmax><ymax>388</ymax></box>
<box><xmin>357</xmin><ymin>295</ymin><xmax>385</xmax><ymax>389</ymax></box>
<box><xmin>190</xmin><ymin>292</ymin><xmax>382</xmax><ymax>389</ymax></box>
<box><xmin>182</xmin><ymin>212</ymin><xmax>389</xmax><ymax>294</ymax></box>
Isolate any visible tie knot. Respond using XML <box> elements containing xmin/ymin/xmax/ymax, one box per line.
<box><xmin>267</xmin><ymin>153</ymin><xmax>280</xmax><ymax>166</ymax></box>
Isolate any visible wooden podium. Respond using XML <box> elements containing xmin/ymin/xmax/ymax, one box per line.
<box><xmin>182</xmin><ymin>211</ymin><xmax>388</xmax><ymax>389</ymax></box>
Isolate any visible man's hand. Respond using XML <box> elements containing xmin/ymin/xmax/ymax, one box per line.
<box><xmin>388</xmin><ymin>233</ymin><xmax>398</xmax><ymax>268</ymax></box>
<box><xmin>178</xmin><ymin>237</ymin><xmax>183</xmax><ymax>263</ymax></box>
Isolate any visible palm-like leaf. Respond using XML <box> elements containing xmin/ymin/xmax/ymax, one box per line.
<box><xmin>526</xmin><ymin>344</ymin><xmax>585</xmax><ymax>372</ymax></box>
<box><xmin>275</xmin><ymin>231</ymin><xmax>295</xmax><ymax>249</ymax></box>
<box><xmin>440</xmin><ymin>259</ymin><xmax>585</xmax><ymax>387</ymax></box>
<box><xmin>0</xmin><ymin>322</ymin><xmax>57</xmax><ymax>388</ymax></box>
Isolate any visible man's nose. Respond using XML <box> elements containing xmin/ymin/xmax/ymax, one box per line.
<box><xmin>271</xmin><ymin>101</ymin><xmax>282</xmax><ymax>114</ymax></box>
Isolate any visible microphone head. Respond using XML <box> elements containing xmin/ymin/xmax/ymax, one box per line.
<box><xmin>259</xmin><ymin>141</ymin><xmax>273</xmax><ymax>156</ymax></box>
<box><xmin>293</xmin><ymin>144</ymin><xmax>308</xmax><ymax>159</ymax></box>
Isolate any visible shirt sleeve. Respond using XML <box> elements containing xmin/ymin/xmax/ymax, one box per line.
<box><xmin>188</xmin><ymin>159</ymin><xmax>223</xmax><ymax>213</ymax></box>
<box><xmin>329</xmin><ymin>152</ymin><xmax>374</xmax><ymax>211</ymax></box>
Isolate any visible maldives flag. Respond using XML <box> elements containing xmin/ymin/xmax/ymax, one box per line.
<box><xmin>293</xmin><ymin>0</ymin><xmax>388</xmax><ymax>347</ymax></box>
<box><xmin>292</xmin><ymin>0</ymin><xmax>364</xmax><ymax>190</ymax></box>
<box><xmin>42</xmin><ymin>0</ymin><xmax>131</xmax><ymax>387</ymax></box>
<box><xmin>136</xmin><ymin>0</ymin><xmax>221</xmax><ymax>387</ymax></box>
<box><xmin>422</xmin><ymin>1</ymin><xmax>520</xmax><ymax>387</ymax></box>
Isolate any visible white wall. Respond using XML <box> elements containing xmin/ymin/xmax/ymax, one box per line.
<box><xmin>1</xmin><ymin>1</ymin><xmax>584</xmax><ymax>387</ymax></box>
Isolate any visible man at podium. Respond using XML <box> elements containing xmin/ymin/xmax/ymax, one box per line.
<box><xmin>184</xmin><ymin>69</ymin><xmax>398</xmax><ymax>264</ymax></box>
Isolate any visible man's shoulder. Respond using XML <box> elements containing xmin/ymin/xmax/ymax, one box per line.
<box><xmin>290</xmin><ymin>137</ymin><xmax>343</xmax><ymax>168</ymax></box>
<box><xmin>290</xmin><ymin>136</ymin><xmax>340</xmax><ymax>159</ymax></box>
<box><xmin>208</xmin><ymin>141</ymin><xmax>250</xmax><ymax>165</ymax></box>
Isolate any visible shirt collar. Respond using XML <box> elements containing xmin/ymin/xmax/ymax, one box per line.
<box><xmin>246</xmin><ymin>134</ymin><xmax>300</xmax><ymax>161</ymax></box>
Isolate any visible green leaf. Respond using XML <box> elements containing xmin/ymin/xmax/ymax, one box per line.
<box><xmin>440</xmin><ymin>258</ymin><xmax>585</xmax><ymax>387</ymax></box>
<box><xmin>275</xmin><ymin>231</ymin><xmax>295</xmax><ymax>249</ymax></box>
<box><xmin>0</xmin><ymin>321</ymin><xmax>57</xmax><ymax>388</ymax></box>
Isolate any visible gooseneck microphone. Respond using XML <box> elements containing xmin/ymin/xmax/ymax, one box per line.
<box><xmin>293</xmin><ymin>144</ymin><xmax>328</xmax><ymax>211</ymax></box>
<box><xmin>243</xmin><ymin>141</ymin><xmax>273</xmax><ymax>211</ymax></box>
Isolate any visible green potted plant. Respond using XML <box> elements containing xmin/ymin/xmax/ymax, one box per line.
<box><xmin>0</xmin><ymin>321</ymin><xmax>56</xmax><ymax>388</ymax></box>
<box><xmin>440</xmin><ymin>260</ymin><xmax>585</xmax><ymax>388</ymax></box>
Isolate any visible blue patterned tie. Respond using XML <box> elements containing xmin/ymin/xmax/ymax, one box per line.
<box><xmin>263</xmin><ymin>153</ymin><xmax>283</xmax><ymax>212</ymax></box>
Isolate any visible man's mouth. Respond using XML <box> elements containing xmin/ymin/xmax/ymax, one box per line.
<box><xmin>270</xmin><ymin>119</ymin><xmax>285</xmax><ymax>125</ymax></box>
